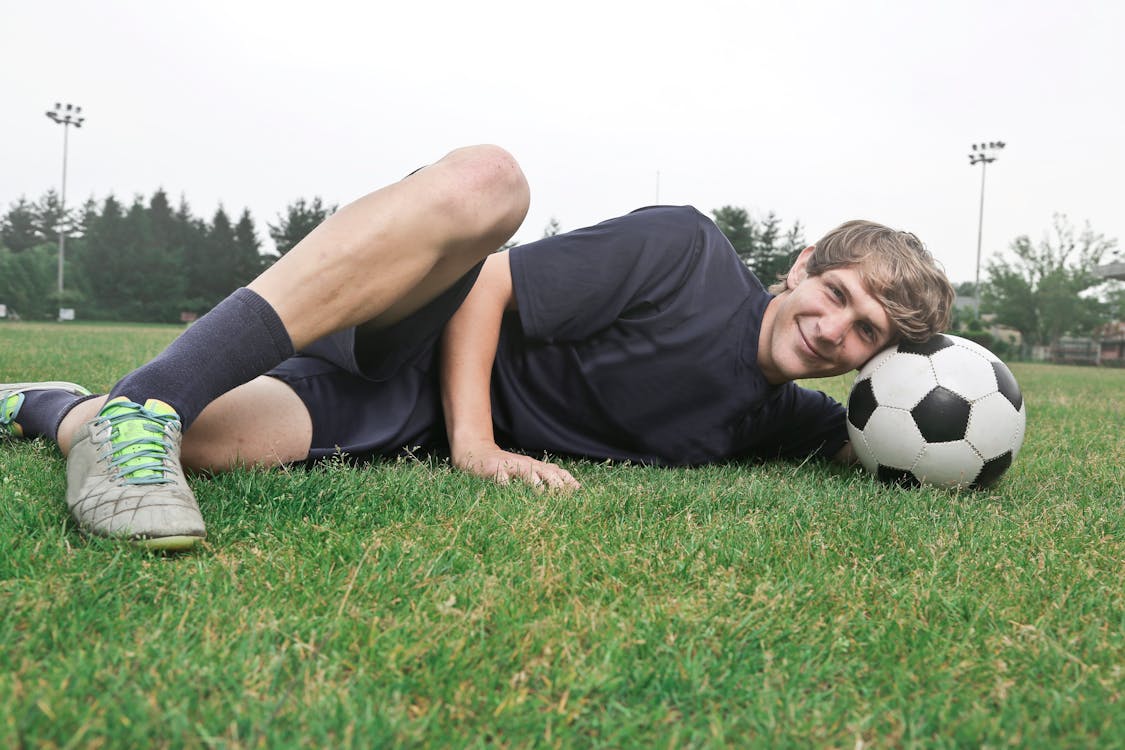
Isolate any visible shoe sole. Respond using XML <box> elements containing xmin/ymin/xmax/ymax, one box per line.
<box><xmin>135</xmin><ymin>534</ymin><xmax>205</xmax><ymax>552</ymax></box>
<box><xmin>1</xmin><ymin>381</ymin><xmax>91</xmax><ymax>396</ymax></box>
<box><xmin>77</xmin><ymin>527</ymin><xmax>206</xmax><ymax>551</ymax></box>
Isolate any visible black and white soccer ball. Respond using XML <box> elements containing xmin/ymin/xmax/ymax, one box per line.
<box><xmin>846</xmin><ymin>333</ymin><xmax>1026</xmax><ymax>489</ymax></box>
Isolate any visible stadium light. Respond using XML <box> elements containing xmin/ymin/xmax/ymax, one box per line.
<box><xmin>967</xmin><ymin>140</ymin><xmax>1005</xmax><ymax>314</ymax></box>
<box><xmin>45</xmin><ymin>102</ymin><xmax>85</xmax><ymax>321</ymax></box>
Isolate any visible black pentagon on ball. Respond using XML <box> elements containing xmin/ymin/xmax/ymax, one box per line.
<box><xmin>877</xmin><ymin>466</ymin><xmax>921</xmax><ymax>488</ymax></box>
<box><xmin>992</xmin><ymin>361</ymin><xmax>1023</xmax><ymax>410</ymax></box>
<box><xmin>910</xmin><ymin>386</ymin><xmax>972</xmax><ymax>443</ymax></box>
<box><xmin>847</xmin><ymin>378</ymin><xmax>878</xmax><ymax>430</ymax></box>
<box><xmin>972</xmin><ymin>451</ymin><xmax>1013</xmax><ymax>489</ymax></box>
<box><xmin>898</xmin><ymin>334</ymin><xmax>954</xmax><ymax>356</ymax></box>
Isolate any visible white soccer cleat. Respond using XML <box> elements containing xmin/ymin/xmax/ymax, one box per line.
<box><xmin>66</xmin><ymin>397</ymin><xmax>205</xmax><ymax>550</ymax></box>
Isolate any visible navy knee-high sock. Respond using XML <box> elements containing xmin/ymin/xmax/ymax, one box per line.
<box><xmin>106</xmin><ymin>288</ymin><xmax>294</xmax><ymax>429</ymax></box>
<box><xmin>10</xmin><ymin>391</ymin><xmax>97</xmax><ymax>442</ymax></box>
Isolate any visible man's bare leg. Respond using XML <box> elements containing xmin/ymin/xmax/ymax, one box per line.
<box><xmin>250</xmin><ymin>144</ymin><xmax>529</xmax><ymax>348</ymax></box>
<box><xmin>58</xmin><ymin>377</ymin><xmax>312</xmax><ymax>472</ymax></box>
<box><xmin>60</xmin><ymin>144</ymin><xmax>528</xmax><ymax>547</ymax></box>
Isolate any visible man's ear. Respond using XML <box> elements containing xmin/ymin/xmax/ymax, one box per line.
<box><xmin>785</xmin><ymin>246</ymin><xmax>816</xmax><ymax>289</ymax></box>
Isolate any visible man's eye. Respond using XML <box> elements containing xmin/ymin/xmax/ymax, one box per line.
<box><xmin>829</xmin><ymin>286</ymin><xmax>844</xmax><ymax>301</ymax></box>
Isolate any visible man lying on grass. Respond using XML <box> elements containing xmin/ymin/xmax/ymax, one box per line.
<box><xmin>0</xmin><ymin>145</ymin><xmax>955</xmax><ymax>550</ymax></box>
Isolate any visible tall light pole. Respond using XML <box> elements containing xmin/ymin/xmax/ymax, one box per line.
<box><xmin>968</xmin><ymin>140</ymin><xmax>1005</xmax><ymax>315</ymax></box>
<box><xmin>45</xmin><ymin>102</ymin><xmax>85</xmax><ymax>321</ymax></box>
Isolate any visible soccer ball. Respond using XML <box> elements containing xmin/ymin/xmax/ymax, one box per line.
<box><xmin>846</xmin><ymin>334</ymin><xmax>1026</xmax><ymax>489</ymax></box>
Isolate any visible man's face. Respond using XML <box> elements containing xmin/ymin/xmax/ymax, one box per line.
<box><xmin>758</xmin><ymin>248</ymin><xmax>895</xmax><ymax>384</ymax></box>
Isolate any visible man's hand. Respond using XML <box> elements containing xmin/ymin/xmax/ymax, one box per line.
<box><xmin>452</xmin><ymin>441</ymin><xmax>581</xmax><ymax>491</ymax></box>
<box><xmin>832</xmin><ymin>441</ymin><xmax>859</xmax><ymax>465</ymax></box>
<box><xmin>440</xmin><ymin>252</ymin><xmax>579</xmax><ymax>492</ymax></box>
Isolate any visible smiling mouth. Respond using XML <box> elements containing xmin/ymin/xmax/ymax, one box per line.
<box><xmin>798</xmin><ymin>324</ymin><xmax>827</xmax><ymax>362</ymax></box>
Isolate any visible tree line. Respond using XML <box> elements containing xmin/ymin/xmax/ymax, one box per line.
<box><xmin>0</xmin><ymin>190</ymin><xmax>333</xmax><ymax>322</ymax></box>
<box><xmin>2</xmin><ymin>191</ymin><xmax>1120</xmax><ymax>355</ymax></box>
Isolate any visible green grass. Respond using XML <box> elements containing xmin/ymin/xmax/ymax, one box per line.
<box><xmin>2</xmin><ymin>321</ymin><xmax>1124</xmax><ymax>748</ymax></box>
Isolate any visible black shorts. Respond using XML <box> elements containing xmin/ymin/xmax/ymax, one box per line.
<box><xmin>265</xmin><ymin>261</ymin><xmax>485</xmax><ymax>460</ymax></box>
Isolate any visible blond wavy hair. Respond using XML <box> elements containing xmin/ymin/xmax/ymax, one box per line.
<box><xmin>768</xmin><ymin>220</ymin><xmax>954</xmax><ymax>343</ymax></box>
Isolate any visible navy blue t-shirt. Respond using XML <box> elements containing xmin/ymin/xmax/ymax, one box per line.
<box><xmin>492</xmin><ymin>205</ymin><xmax>847</xmax><ymax>465</ymax></box>
<box><xmin>272</xmin><ymin>205</ymin><xmax>847</xmax><ymax>464</ymax></box>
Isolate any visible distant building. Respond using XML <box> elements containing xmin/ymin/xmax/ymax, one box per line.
<box><xmin>1093</xmin><ymin>261</ymin><xmax>1124</xmax><ymax>366</ymax></box>
<box><xmin>954</xmin><ymin>295</ymin><xmax>976</xmax><ymax>311</ymax></box>
<box><xmin>1096</xmin><ymin>321</ymin><xmax>1125</xmax><ymax>367</ymax></box>
<box><xmin>990</xmin><ymin>324</ymin><xmax>1022</xmax><ymax>349</ymax></box>
<box><xmin>1095</xmin><ymin>261</ymin><xmax>1125</xmax><ymax>281</ymax></box>
<box><xmin>1052</xmin><ymin>337</ymin><xmax>1101</xmax><ymax>366</ymax></box>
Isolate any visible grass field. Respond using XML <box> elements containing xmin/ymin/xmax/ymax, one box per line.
<box><xmin>2</xmin><ymin>321</ymin><xmax>1124</xmax><ymax>748</ymax></box>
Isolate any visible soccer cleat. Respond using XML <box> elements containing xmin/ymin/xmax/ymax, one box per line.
<box><xmin>1</xmin><ymin>381</ymin><xmax>92</xmax><ymax>440</ymax></box>
<box><xmin>66</xmin><ymin>397</ymin><xmax>205</xmax><ymax>550</ymax></box>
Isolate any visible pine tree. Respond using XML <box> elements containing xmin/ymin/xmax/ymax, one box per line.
<box><xmin>755</xmin><ymin>211</ymin><xmax>803</xmax><ymax>288</ymax></box>
<box><xmin>711</xmin><ymin>205</ymin><xmax>803</xmax><ymax>286</ymax></box>
<box><xmin>233</xmin><ymin>208</ymin><xmax>264</xmax><ymax>284</ymax></box>
<box><xmin>33</xmin><ymin>189</ymin><xmax>68</xmax><ymax>246</ymax></box>
<box><xmin>178</xmin><ymin>197</ymin><xmax>211</xmax><ymax>314</ymax></box>
<box><xmin>711</xmin><ymin>206</ymin><xmax>755</xmax><ymax>263</ymax></box>
<box><xmin>0</xmin><ymin>246</ymin><xmax>56</xmax><ymax>319</ymax></box>
<box><xmin>134</xmin><ymin>191</ymin><xmax>187</xmax><ymax>320</ymax></box>
<box><xmin>77</xmin><ymin>195</ymin><xmax>129</xmax><ymax>318</ymax></box>
<box><xmin>268</xmin><ymin>197</ymin><xmax>335</xmax><ymax>256</ymax></box>
<box><xmin>197</xmin><ymin>206</ymin><xmax>237</xmax><ymax>308</ymax></box>
<box><xmin>1</xmin><ymin>197</ymin><xmax>41</xmax><ymax>252</ymax></box>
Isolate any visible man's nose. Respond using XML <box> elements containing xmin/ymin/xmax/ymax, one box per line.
<box><xmin>819</xmin><ymin>313</ymin><xmax>848</xmax><ymax>345</ymax></box>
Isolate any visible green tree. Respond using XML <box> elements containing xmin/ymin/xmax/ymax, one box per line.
<box><xmin>269</xmin><ymin>197</ymin><xmax>335</xmax><ymax>256</ymax></box>
<box><xmin>1</xmin><ymin>197</ymin><xmax>41</xmax><ymax>252</ymax></box>
<box><xmin>759</xmin><ymin>211</ymin><xmax>805</xmax><ymax>287</ymax></box>
<box><xmin>33</xmin><ymin>189</ymin><xmax>69</xmax><ymax>246</ymax></box>
<box><xmin>186</xmin><ymin>207</ymin><xmax>239</xmax><ymax>310</ymax></box>
<box><xmin>0</xmin><ymin>245</ymin><xmax>57</xmax><ymax>319</ymax></box>
<box><xmin>983</xmin><ymin>215</ymin><xmax>1117</xmax><ymax>351</ymax></box>
<box><xmin>711</xmin><ymin>206</ymin><xmax>804</xmax><ymax>285</ymax></box>
<box><xmin>542</xmin><ymin>217</ymin><xmax>561</xmax><ymax>238</ymax></box>
<box><xmin>137</xmin><ymin>191</ymin><xmax>188</xmax><ymax>319</ymax></box>
<box><xmin>57</xmin><ymin>197</ymin><xmax>102</xmax><ymax>308</ymax></box>
<box><xmin>712</xmin><ymin>206</ymin><xmax>754</xmax><ymax>260</ymax></box>
<box><xmin>234</xmin><ymin>209</ymin><xmax>266</xmax><ymax>281</ymax></box>
<box><xmin>72</xmin><ymin>194</ymin><xmax>179</xmax><ymax>320</ymax></box>
<box><xmin>176</xmin><ymin>197</ymin><xmax>210</xmax><ymax>314</ymax></box>
<box><xmin>76</xmin><ymin>197</ymin><xmax>100</xmax><ymax>237</ymax></box>
<box><xmin>121</xmin><ymin>197</ymin><xmax>176</xmax><ymax>320</ymax></box>
<box><xmin>76</xmin><ymin>195</ymin><xmax>129</xmax><ymax>318</ymax></box>
<box><xmin>146</xmin><ymin>190</ymin><xmax>178</xmax><ymax>253</ymax></box>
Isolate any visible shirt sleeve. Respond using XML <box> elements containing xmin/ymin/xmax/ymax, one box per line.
<box><xmin>745</xmin><ymin>386</ymin><xmax>849</xmax><ymax>461</ymax></box>
<box><xmin>509</xmin><ymin>205</ymin><xmax>743</xmax><ymax>342</ymax></box>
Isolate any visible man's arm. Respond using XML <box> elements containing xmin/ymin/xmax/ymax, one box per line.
<box><xmin>440</xmin><ymin>251</ymin><xmax>580</xmax><ymax>490</ymax></box>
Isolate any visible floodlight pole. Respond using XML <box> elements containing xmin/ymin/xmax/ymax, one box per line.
<box><xmin>46</xmin><ymin>102</ymin><xmax>85</xmax><ymax>321</ymax></box>
<box><xmin>968</xmin><ymin>141</ymin><xmax>1005</xmax><ymax>315</ymax></box>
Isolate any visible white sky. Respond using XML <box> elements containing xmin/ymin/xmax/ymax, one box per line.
<box><xmin>3</xmin><ymin>0</ymin><xmax>1123</xmax><ymax>283</ymax></box>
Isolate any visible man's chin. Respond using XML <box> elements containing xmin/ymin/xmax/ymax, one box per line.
<box><xmin>785</xmin><ymin>357</ymin><xmax>849</xmax><ymax>381</ymax></box>
<box><xmin>776</xmin><ymin>358</ymin><xmax>820</xmax><ymax>382</ymax></box>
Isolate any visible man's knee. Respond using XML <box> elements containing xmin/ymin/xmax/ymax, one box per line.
<box><xmin>431</xmin><ymin>145</ymin><xmax>530</xmax><ymax>242</ymax></box>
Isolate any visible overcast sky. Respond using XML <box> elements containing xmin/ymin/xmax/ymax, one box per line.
<box><xmin>4</xmin><ymin>0</ymin><xmax>1122</xmax><ymax>284</ymax></box>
